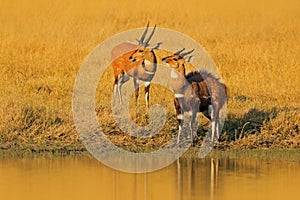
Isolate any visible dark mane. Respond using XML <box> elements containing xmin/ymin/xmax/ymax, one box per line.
<box><xmin>185</xmin><ymin>69</ymin><xmax>220</xmax><ymax>83</ymax></box>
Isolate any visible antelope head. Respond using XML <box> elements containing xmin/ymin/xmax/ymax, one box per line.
<box><xmin>162</xmin><ymin>48</ymin><xmax>194</xmax><ymax>75</ymax></box>
<box><xmin>129</xmin><ymin>23</ymin><xmax>162</xmax><ymax>63</ymax></box>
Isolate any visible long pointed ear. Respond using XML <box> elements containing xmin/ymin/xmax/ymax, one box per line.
<box><xmin>186</xmin><ymin>55</ymin><xmax>193</xmax><ymax>62</ymax></box>
<box><xmin>153</xmin><ymin>42</ymin><xmax>163</xmax><ymax>50</ymax></box>
<box><xmin>144</xmin><ymin>24</ymin><xmax>156</xmax><ymax>47</ymax></box>
<box><xmin>138</xmin><ymin>22</ymin><xmax>150</xmax><ymax>45</ymax></box>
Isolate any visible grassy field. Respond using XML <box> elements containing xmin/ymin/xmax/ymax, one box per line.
<box><xmin>0</xmin><ymin>0</ymin><xmax>299</xmax><ymax>154</ymax></box>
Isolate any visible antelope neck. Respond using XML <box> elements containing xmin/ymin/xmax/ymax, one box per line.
<box><xmin>178</xmin><ymin>63</ymin><xmax>186</xmax><ymax>76</ymax></box>
<box><xmin>142</xmin><ymin>50</ymin><xmax>157</xmax><ymax>66</ymax></box>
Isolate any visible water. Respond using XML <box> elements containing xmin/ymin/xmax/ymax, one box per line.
<box><xmin>0</xmin><ymin>156</ymin><xmax>299</xmax><ymax>200</ymax></box>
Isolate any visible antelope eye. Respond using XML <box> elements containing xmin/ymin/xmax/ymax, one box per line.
<box><xmin>173</xmin><ymin>58</ymin><xmax>178</xmax><ymax>61</ymax></box>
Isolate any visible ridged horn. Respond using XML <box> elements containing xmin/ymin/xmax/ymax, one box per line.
<box><xmin>138</xmin><ymin>22</ymin><xmax>150</xmax><ymax>45</ymax></box>
<box><xmin>174</xmin><ymin>48</ymin><xmax>186</xmax><ymax>55</ymax></box>
<box><xmin>143</xmin><ymin>24</ymin><xmax>156</xmax><ymax>47</ymax></box>
<box><xmin>179</xmin><ymin>49</ymin><xmax>194</xmax><ymax>57</ymax></box>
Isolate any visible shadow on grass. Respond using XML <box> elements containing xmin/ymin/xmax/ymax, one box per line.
<box><xmin>221</xmin><ymin>107</ymin><xmax>279</xmax><ymax>141</ymax></box>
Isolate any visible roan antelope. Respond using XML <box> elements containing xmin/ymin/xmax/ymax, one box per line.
<box><xmin>162</xmin><ymin>49</ymin><xmax>228</xmax><ymax>143</ymax></box>
<box><xmin>111</xmin><ymin>23</ymin><xmax>162</xmax><ymax>107</ymax></box>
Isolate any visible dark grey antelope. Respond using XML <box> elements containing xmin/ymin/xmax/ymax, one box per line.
<box><xmin>162</xmin><ymin>49</ymin><xmax>228</xmax><ymax>143</ymax></box>
<box><xmin>111</xmin><ymin>23</ymin><xmax>162</xmax><ymax>107</ymax></box>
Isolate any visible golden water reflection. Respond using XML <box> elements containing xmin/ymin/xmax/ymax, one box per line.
<box><xmin>1</xmin><ymin>156</ymin><xmax>300</xmax><ymax>200</ymax></box>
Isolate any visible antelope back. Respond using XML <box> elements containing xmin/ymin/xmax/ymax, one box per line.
<box><xmin>111</xmin><ymin>42</ymin><xmax>138</xmax><ymax>61</ymax></box>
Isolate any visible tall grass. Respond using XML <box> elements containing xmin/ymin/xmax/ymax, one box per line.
<box><xmin>0</xmin><ymin>0</ymin><xmax>299</xmax><ymax>152</ymax></box>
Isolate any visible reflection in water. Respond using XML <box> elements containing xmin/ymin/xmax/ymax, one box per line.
<box><xmin>1</xmin><ymin>156</ymin><xmax>300</xmax><ymax>200</ymax></box>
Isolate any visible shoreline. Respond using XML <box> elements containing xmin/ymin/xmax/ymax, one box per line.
<box><xmin>1</xmin><ymin>147</ymin><xmax>300</xmax><ymax>162</ymax></box>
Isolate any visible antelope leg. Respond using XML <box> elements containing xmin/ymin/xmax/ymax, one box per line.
<box><xmin>174</xmin><ymin>98</ymin><xmax>183</xmax><ymax>144</ymax></box>
<box><xmin>113</xmin><ymin>84</ymin><xmax>118</xmax><ymax>104</ymax></box>
<box><xmin>210</xmin><ymin>105</ymin><xmax>216</xmax><ymax>142</ymax></box>
<box><xmin>216</xmin><ymin>120</ymin><xmax>220</xmax><ymax>140</ymax></box>
<box><xmin>133</xmin><ymin>78</ymin><xmax>139</xmax><ymax>105</ymax></box>
<box><xmin>144</xmin><ymin>81</ymin><xmax>151</xmax><ymax>108</ymax></box>
<box><xmin>178</xmin><ymin>124</ymin><xmax>182</xmax><ymax>144</ymax></box>
<box><xmin>189</xmin><ymin>110</ymin><xmax>197</xmax><ymax>142</ymax></box>
<box><xmin>117</xmin><ymin>82</ymin><xmax>123</xmax><ymax>104</ymax></box>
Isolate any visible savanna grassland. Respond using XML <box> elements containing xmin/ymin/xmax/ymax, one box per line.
<box><xmin>0</xmin><ymin>0</ymin><xmax>299</xmax><ymax>155</ymax></box>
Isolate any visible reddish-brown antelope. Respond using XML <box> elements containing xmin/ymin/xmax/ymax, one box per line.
<box><xmin>111</xmin><ymin>23</ymin><xmax>162</xmax><ymax>107</ymax></box>
<box><xmin>162</xmin><ymin>49</ymin><xmax>228</xmax><ymax>143</ymax></box>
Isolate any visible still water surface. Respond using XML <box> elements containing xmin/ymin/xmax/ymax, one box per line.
<box><xmin>0</xmin><ymin>156</ymin><xmax>299</xmax><ymax>200</ymax></box>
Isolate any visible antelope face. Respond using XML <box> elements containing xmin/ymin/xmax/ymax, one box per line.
<box><xmin>162</xmin><ymin>54</ymin><xmax>185</xmax><ymax>69</ymax></box>
<box><xmin>162</xmin><ymin>49</ymin><xmax>194</xmax><ymax>76</ymax></box>
<box><xmin>129</xmin><ymin>47</ymin><xmax>147</xmax><ymax>62</ymax></box>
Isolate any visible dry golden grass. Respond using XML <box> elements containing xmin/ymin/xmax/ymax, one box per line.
<box><xmin>0</xmin><ymin>0</ymin><xmax>299</xmax><ymax>152</ymax></box>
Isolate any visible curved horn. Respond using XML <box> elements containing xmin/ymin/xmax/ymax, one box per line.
<box><xmin>174</xmin><ymin>48</ymin><xmax>186</xmax><ymax>55</ymax></box>
<box><xmin>139</xmin><ymin>22</ymin><xmax>150</xmax><ymax>45</ymax></box>
<box><xmin>143</xmin><ymin>24</ymin><xmax>156</xmax><ymax>47</ymax></box>
<box><xmin>179</xmin><ymin>49</ymin><xmax>194</xmax><ymax>57</ymax></box>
